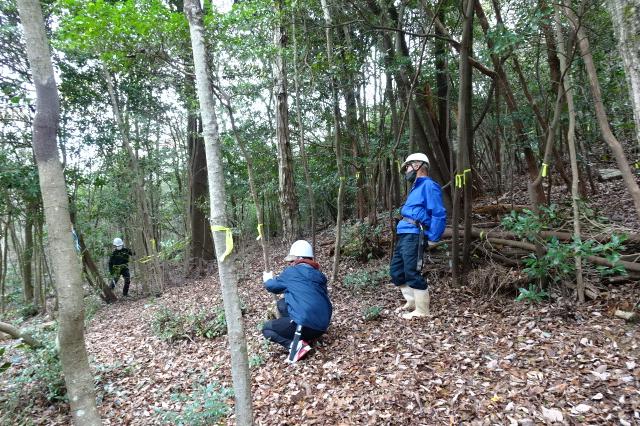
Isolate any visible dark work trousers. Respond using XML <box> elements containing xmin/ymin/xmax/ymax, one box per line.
<box><xmin>390</xmin><ymin>233</ymin><xmax>427</xmax><ymax>290</ymax></box>
<box><xmin>111</xmin><ymin>265</ymin><xmax>131</xmax><ymax>296</ymax></box>
<box><xmin>262</xmin><ymin>298</ymin><xmax>324</xmax><ymax>349</ymax></box>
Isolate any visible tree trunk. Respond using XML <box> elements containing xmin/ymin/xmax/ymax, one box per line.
<box><xmin>608</xmin><ymin>0</ymin><xmax>640</xmax><ymax>146</ymax></box>
<box><xmin>563</xmin><ymin>4</ymin><xmax>640</xmax><ymax>220</ymax></box>
<box><xmin>320</xmin><ymin>0</ymin><xmax>346</xmax><ymax>282</ymax></box>
<box><xmin>184</xmin><ymin>2</ymin><xmax>253</xmax><ymax>424</ymax></box>
<box><xmin>22</xmin><ymin>205</ymin><xmax>34</xmax><ymax>304</ymax></box>
<box><xmin>17</xmin><ymin>0</ymin><xmax>101</xmax><ymax>423</ymax></box>
<box><xmin>274</xmin><ymin>0</ymin><xmax>300</xmax><ymax>243</ymax></box>
<box><xmin>459</xmin><ymin>0</ymin><xmax>475</xmax><ymax>269</ymax></box>
<box><xmin>187</xmin><ymin>111</ymin><xmax>215</xmax><ymax>271</ymax></box>
<box><xmin>292</xmin><ymin>12</ymin><xmax>317</xmax><ymax>252</ymax></box>
<box><xmin>554</xmin><ymin>5</ymin><xmax>585</xmax><ymax>302</ymax></box>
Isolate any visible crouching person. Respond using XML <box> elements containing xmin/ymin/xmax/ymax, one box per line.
<box><xmin>262</xmin><ymin>240</ymin><xmax>332</xmax><ymax>362</ymax></box>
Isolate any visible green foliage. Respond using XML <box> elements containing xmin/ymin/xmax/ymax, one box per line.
<box><xmin>157</xmin><ymin>381</ymin><xmax>233</xmax><ymax>426</ymax></box>
<box><xmin>362</xmin><ymin>305</ymin><xmax>382</xmax><ymax>322</ymax></box>
<box><xmin>340</xmin><ymin>222</ymin><xmax>385</xmax><ymax>262</ymax></box>
<box><xmin>248</xmin><ymin>353</ymin><xmax>264</xmax><ymax>369</ymax></box>
<box><xmin>19</xmin><ymin>303</ymin><xmax>39</xmax><ymax>320</ymax></box>
<box><xmin>505</xmin><ymin>206</ymin><xmax>628</xmax><ymax>285</ymax></box>
<box><xmin>0</xmin><ymin>347</ymin><xmax>11</xmax><ymax>373</ymax></box>
<box><xmin>151</xmin><ymin>306</ymin><xmax>227</xmax><ymax>343</ymax></box>
<box><xmin>84</xmin><ymin>294</ymin><xmax>103</xmax><ymax>325</ymax></box>
<box><xmin>515</xmin><ymin>284</ymin><xmax>548</xmax><ymax>303</ymax></box>
<box><xmin>343</xmin><ymin>266</ymin><xmax>389</xmax><ymax>294</ymax></box>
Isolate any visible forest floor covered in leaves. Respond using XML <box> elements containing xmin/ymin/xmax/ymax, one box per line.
<box><xmin>2</xmin><ymin>175</ymin><xmax>640</xmax><ymax>425</ymax></box>
<box><xmin>4</xmin><ymin>235</ymin><xmax>639</xmax><ymax>425</ymax></box>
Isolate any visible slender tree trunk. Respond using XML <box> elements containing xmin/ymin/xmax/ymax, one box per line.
<box><xmin>563</xmin><ymin>3</ymin><xmax>640</xmax><ymax>220</ymax></box>
<box><xmin>1</xmin><ymin>216</ymin><xmax>9</xmax><ymax>315</ymax></box>
<box><xmin>459</xmin><ymin>0</ymin><xmax>475</xmax><ymax>269</ymax></box>
<box><xmin>608</xmin><ymin>0</ymin><xmax>640</xmax><ymax>146</ymax></box>
<box><xmin>554</xmin><ymin>5</ymin><xmax>584</xmax><ymax>302</ymax></box>
<box><xmin>22</xmin><ymin>205</ymin><xmax>34</xmax><ymax>304</ymax></box>
<box><xmin>291</xmin><ymin>13</ymin><xmax>317</xmax><ymax>252</ymax></box>
<box><xmin>17</xmin><ymin>0</ymin><xmax>101</xmax><ymax>423</ymax></box>
<box><xmin>184</xmin><ymin>2</ymin><xmax>253</xmax><ymax>424</ymax></box>
<box><xmin>274</xmin><ymin>0</ymin><xmax>300</xmax><ymax>243</ymax></box>
<box><xmin>320</xmin><ymin>0</ymin><xmax>345</xmax><ymax>282</ymax></box>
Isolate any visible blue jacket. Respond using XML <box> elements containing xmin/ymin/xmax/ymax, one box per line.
<box><xmin>264</xmin><ymin>263</ymin><xmax>332</xmax><ymax>331</ymax></box>
<box><xmin>397</xmin><ymin>176</ymin><xmax>447</xmax><ymax>241</ymax></box>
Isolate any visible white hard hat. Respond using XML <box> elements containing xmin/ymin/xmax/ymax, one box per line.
<box><xmin>113</xmin><ymin>238</ymin><xmax>123</xmax><ymax>248</ymax></box>
<box><xmin>284</xmin><ymin>240</ymin><xmax>314</xmax><ymax>261</ymax></box>
<box><xmin>400</xmin><ymin>153</ymin><xmax>430</xmax><ymax>170</ymax></box>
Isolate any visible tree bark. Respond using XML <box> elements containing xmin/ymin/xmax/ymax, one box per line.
<box><xmin>608</xmin><ymin>0</ymin><xmax>640</xmax><ymax>146</ymax></box>
<box><xmin>187</xmin><ymin>111</ymin><xmax>215</xmax><ymax>271</ymax></box>
<box><xmin>554</xmin><ymin>5</ymin><xmax>585</xmax><ymax>302</ymax></box>
<box><xmin>184</xmin><ymin>1</ymin><xmax>253</xmax><ymax>424</ymax></box>
<box><xmin>274</xmin><ymin>0</ymin><xmax>300</xmax><ymax>243</ymax></box>
<box><xmin>563</xmin><ymin>4</ymin><xmax>640</xmax><ymax>220</ymax></box>
<box><xmin>17</xmin><ymin>0</ymin><xmax>101</xmax><ymax>423</ymax></box>
<box><xmin>22</xmin><ymin>204</ymin><xmax>34</xmax><ymax>304</ymax></box>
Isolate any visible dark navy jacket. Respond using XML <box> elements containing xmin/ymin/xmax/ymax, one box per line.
<box><xmin>264</xmin><ymin>263</ymin><xmax>332</xmax><ymax>331</ymax></box>
<box><xmin>397</xmin><ymin>176</ymin><xmax>447</xmax><ymax>241</ymax></box>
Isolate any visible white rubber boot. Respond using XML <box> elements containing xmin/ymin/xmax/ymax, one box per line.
<box><xmin>402</xmin><ymin>288</ymin><xmax>430</xmax><ymax>319</ymax></box>
<box><xmin>396</xmin><ymin>285</ymin><xmax>415</xmax><ymax>312</ymax></box>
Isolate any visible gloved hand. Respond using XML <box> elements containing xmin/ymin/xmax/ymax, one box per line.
<box><xmin>262</xmin><ymin>271</ymin><xmax>274</xmax><ymax>283</ymax></box>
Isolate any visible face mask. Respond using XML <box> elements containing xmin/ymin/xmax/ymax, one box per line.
<box><xmin>405</xmin><ymin>169</ymin><xmax>417</xmax><ymax>183</ymax></box>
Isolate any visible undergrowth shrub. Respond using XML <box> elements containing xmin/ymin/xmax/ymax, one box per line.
<box><xmin>515</xmin><ymin>284</ymin><xmax>549</xmax><ymax>303</ymax></box>
<box><xmin>502</xmin><ymin>204</ymin><xmax>628</xmax><ymax>290</ymax></box>
<box><xmin>151</xmin><ymin>306</ymin><xmax>226</xmax><ymax>342</ymax></box>
<box><xmin>157</xmin><ymin>381</ymin><xmax>233</xmax><ymax>425</ymax></box>
<box><xmin>363</xmin><ymin>305</ymin><xmax>382</xmax><ymax>321</ymax></box>
<box><xmin>343</xmin><ymin>266</ymin><xmax>388</xmax><ymax>293</ymax></box>
<box><xmin>340</xmin><ymin>222</ymin><xmax>385</xmax><ymax>262</ymax></box>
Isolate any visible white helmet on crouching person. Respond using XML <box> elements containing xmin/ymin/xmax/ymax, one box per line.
<box><xmin>113</xmin><ymin>237</ymin><xmax>124</xmax><ymax>249</ymax></box>
<box><xmin>284</xmin><ymin>240</ymin><xmax>314</xmax><ymax>261</ymax></box>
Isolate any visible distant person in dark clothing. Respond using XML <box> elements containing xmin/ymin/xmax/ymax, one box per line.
<box><xmin>109</xmin><ymin>237</ymin><xmax>134</xmax><ymax>296</ymax></box>
<box><xmin>262</xmin><ymin>240</ymin><xmax>332</xmax><ymax>363</ymax></box>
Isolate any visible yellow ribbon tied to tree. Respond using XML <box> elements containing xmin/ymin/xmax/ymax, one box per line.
<box><xmin>211</xmin><ymin>225</ymin><xmax>233</xmax><ymax>261</ymax></box>
<box><xmin>541</xmin><ymin>162</ymin><xmax>549</xmax><ymax>177</ymax></box>
<box><xmin>256</xmin><ymin>223</ymin><xmax>264</xmax><ymax>241</ymax></box>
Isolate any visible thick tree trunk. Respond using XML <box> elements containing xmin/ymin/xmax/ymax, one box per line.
<box><xmin>17</xmin><ymin>0</ymin><xmax>101</xmax><ymax>423</ymax></box>
<box><xmin>274</xmin><ymin>0</ymin><xmax>300</xmax><ymax>243</ymax></box>
<box><xmin>563</xmin><ymin>4</ymin><xmax>640</xmax><ymax>220</ymax></box>
<box><xmin>187</xmin><ymin>112</ymin><xmax>215</xmax><ymax>271</ymax></box>
<box><xmin>184</xmin><ymin>2</ymin><xmax>253</xmax><ymax>424</ymax></box>
<box><xmin>608</xmin><ymin>0</ymin><xmax>640</xmax><ymax>146</ymax></box>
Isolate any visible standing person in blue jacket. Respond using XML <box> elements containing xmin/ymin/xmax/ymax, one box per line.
<box><xmin>262</xmin><ymin>240</ymin><xmax>332</xmax><ymax>362</ymax></box>
<box><xmin>390</xmin><ymin>153</ymin><xmax>447</xmax><ymax>319</ymax></box>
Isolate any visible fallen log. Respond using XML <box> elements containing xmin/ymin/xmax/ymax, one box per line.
<box><xmin>442</xmin><ymin>227</ymin><xmax>640</xmax><ymax>246</ymax></box>
<box><xmin>0</xmin><ymin>321</ymin><xmax>41</xmax><ymax>348</ymax></box>
<box><xmin>482</xmin><ymin>237</ymin><xmax>640</xmax><ymax>273</ymax></box>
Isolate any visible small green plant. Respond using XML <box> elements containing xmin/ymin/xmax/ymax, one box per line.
<box><xmin>515</xmin><ymin>284</ymin><xmax>548</xmax><ymax>303</ymax></box>
<box><xmin>151</xmin><ymin>306</ymin><xmax>227</xmax><ymax>343</ymax></box>
<box><xmin>248</xmin><ymin>353</ymin><xmax>264</xmax><ymax>369</ymax></box>
<box><xmin>363</xmin><ymin>305</ymin><xmax>382</xmax><ymax>321</ymax></box>
<box><xmin>157</xmin><ymin>382</ymin><xmax>233</xmax><ymax>425</ymax></box>
<box><xmin>341</xmin><ymin>222</ymin><xmax>385</xmax><ymax>261</ymax></box>
<box><xmin>0</xmin><ymin>347</ymin><xmax>11</xmax><ymax>373</ymax></box>
<box><xmin>84</xmin><ymin>294</ymin><xmax>102</xmax><ymax>325</ymax></box>
<box><xmin>343</xmin><ymin>266</ymin><xmax>389</xmax><ymax>294</ymax></box>
<box><xmin>19</xmin><ymin>303</ymin><xmax>39</xmax><ymax>319</ymax></box>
